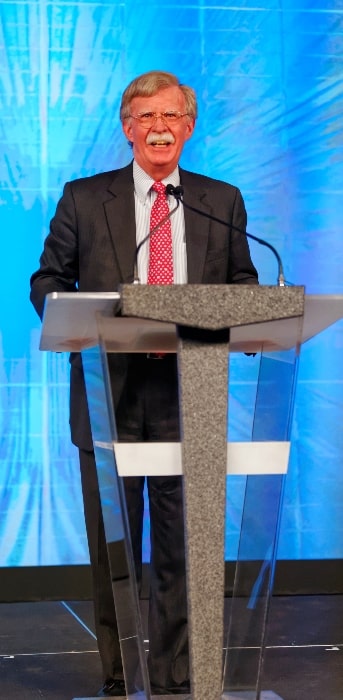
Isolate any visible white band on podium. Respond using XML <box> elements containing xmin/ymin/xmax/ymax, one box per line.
<box><xmin>101</xmin><ymin>441</ymin><xmax>291</xmax><ymax>477</ymax></box>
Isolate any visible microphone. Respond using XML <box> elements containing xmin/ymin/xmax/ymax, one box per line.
<box><xmin>166</xmin><ymin>184</ymin><xmax>285</xmax><ymax>286</ymax></box>
<box><xmin>133</xmin><ymin>188</ymin><xmax>180</xmax><ymax>284</ymax></box>
<box><xmin>166</xmin><ymin>183</ymin><xmax>184</xmax><ymax>199</ymax></box>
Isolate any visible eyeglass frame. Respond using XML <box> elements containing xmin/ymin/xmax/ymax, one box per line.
<box><xmin>127</xmin><ymin>111</ymin><xmax>190</xmax><ymax>128</ymax></box>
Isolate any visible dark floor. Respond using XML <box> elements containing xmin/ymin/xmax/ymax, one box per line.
<box><xmin>0</xmin><ymin>596</ymin><xmax>342</xmax><ymax>700</ymax></box>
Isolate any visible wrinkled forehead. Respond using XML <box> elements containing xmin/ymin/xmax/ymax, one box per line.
<box><xmin>129</xmin><ymin>86</ymin><xmax>186</xmax><ymax>112</ymax></box>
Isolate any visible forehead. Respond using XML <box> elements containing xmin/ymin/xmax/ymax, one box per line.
<box><xmin>130</xmin><ymin>86</ymin><xmax>186</xmax><ymax>112</ymax></box>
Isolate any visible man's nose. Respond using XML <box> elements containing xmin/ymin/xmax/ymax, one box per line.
<box><xmin>154</xmin><ymin>114</ymin><xmax>169</xmax><ymax>129</ymax></box>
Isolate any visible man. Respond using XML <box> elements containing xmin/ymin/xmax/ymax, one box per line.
<box><xmin>30</xmin><ymin>70</ymin><xmax>258</xmax><ymax>697</ymax></box>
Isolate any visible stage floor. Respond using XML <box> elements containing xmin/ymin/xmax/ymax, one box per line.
<box><xmin>0</xmin><ymin>596</ymin><xmax>342</xmax><ymax>700</ymax></box>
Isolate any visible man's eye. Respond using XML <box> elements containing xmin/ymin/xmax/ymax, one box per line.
<box><xmin>139</xmin><ymin>112</ymin><xmax>154</xmax><ymax>119</ymax></box>
<box><xmin>164</xmin><ymin>111</ymin><xmax>178</xmax><ymax>119</ymax></box>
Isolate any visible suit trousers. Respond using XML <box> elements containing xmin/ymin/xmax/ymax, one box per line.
<box><xmin>79</xmin><ymin>354</ymin><xmax>189</xmax><ymax>692</ymax></box>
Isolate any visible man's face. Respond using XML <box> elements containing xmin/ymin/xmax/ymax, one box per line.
<box><xmin>122</xmin><ymin>86</ymin><xmax>195</xmax><ymax>180</ymax></box>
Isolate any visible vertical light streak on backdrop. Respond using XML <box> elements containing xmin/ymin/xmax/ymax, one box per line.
<box><xmin>0</xmin><ymin>1</ymin><xmax>45</xmax><ymax>565</ymax></box>
<box><xmin>38</xmin><ymin>0</ymin><xmax>53</xmax><ymax>564</ymax></box>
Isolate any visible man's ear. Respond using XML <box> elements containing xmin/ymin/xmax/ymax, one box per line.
<box><xmin>122</xmin><ymin>119</ymin><xmax>133</xmax><ymax>142</ymax></box>
<box><xmin>185</xmin><ymin>118</ymin><xmax>195</xmax><ymax>141</ymax></box>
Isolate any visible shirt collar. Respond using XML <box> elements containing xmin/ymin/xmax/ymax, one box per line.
<box><xmin>133</xmin><ymin>160</ymin><xmax>180</xmax><ymax>203</ymax></box>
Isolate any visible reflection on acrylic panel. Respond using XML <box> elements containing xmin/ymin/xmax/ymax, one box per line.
<box><xmin>0</xmin><ymin>0</ymin><xmax>343</xmax><ymax>566</ymax></box>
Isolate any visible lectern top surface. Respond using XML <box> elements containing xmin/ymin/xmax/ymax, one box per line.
<box><xmin>39</xmin><ymin>290</ymin><xmax>343</xmax><ymax>354</ymax></box>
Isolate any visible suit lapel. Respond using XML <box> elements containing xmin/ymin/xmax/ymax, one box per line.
<box><xmin>102</xmin><ymin>164</ymin><xmax>212</xmax><ymax>285</ymax></box>
<box><xmin>180</xmin><ymin>169</ymin><xmax>211</xmax><ymax>283</ymax></box>
<box><xmin>103</xmin><ymin>163</ymin><xmax>137</xmax><ymax>283</ymax></box>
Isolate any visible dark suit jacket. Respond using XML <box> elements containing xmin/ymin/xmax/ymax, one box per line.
<box><xmin>30</xmin><ymin>162</ymin><xmax>258</xmax><ymax>449</ymax></box>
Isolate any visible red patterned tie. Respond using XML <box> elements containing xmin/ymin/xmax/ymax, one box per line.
<box><xmin>147</xmin><ymin>181</ymin><xmax>173</xmax><ymax>285</ymax></box>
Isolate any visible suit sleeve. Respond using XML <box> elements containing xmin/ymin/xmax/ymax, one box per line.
<box><xmin>228</xmin><ymin>187</ymin><xmax>258</xmax><ymax>285</ymax></box>
<box><xmin>30</xmin><ymin>182</ymin><xmax>79</xmax><ymax>319</ymax></box>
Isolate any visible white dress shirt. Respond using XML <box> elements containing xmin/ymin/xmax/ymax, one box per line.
<box><xmin>133</xmin><ymin>160</ymin><xmax>187</xmax><ymax>284</ymax></box>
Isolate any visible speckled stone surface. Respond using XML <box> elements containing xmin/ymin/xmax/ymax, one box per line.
<box><xmin>178</xmin><ymin>332</ymin><xmax>229</xmax><ymax>700</ymax></box>
<box><xmin>120</xmin><ymin>284</ymin><xmax>304</xmax><ymax>330</ymax></box>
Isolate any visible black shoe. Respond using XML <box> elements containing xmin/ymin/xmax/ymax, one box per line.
<box><xmin>96</xmin><ymin>678</ymin><xmax>126</xmax><ymax>697</ymax></box>
<box><xmin>151</xmin><ymin>682</ymin><xmax>191</xmax><ymax>695</ymax></box>
<box><xmin>170</xmin><ymin>683</ymin><xmax>191</xmax><ymax>696</ymax></box>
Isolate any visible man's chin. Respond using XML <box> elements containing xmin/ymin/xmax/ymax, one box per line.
<box><xmin>135</xmin><ymin>150</ymin><xmax>179</xmax><ymax>177</ymax></box>
<box><xmin>147</xmin><ymin>150</ymin><xmax>176</xmax><ymax>168</ymax></box>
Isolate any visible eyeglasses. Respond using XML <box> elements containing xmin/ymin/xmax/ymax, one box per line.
<box><xmin>128</xmin><ymin>111</ymin><xmax>189</xmax><ymax>129</ymax></box>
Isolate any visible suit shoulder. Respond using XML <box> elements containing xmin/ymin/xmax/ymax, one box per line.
<box><xmin>65</xmin><ymin>163</ymin><xmax>133</xmax><ymax>194</ymax></box>
<box><xmin>180</xmin><ymin>168</ymin><xmax>239</xmax><ymax>195</ymax></box>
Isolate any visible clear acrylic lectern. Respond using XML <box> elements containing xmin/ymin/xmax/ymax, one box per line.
<box><xmin>39</xmin><ymin>286</ymin><xmax>343</xmax><ymax>700</ymax></box>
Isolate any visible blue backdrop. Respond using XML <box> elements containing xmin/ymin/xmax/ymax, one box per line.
<box><xmin>1</xmin><ymin>0</ymin><xmax>342</xmax><ymax>566</ymax></box>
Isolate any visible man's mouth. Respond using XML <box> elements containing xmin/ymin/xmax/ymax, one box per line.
<box><xmin>146</xmin><ymin>132</ymin><xmax>175</xmax><ymax>147</ymax></box>
<box><xmin>150</xmin><ymin>139</ymin><xmax>171</xmax><ymax>146</ymax></box>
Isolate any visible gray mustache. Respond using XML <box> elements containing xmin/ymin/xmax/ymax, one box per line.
<box><xmin>146</xmin><ymin>132</ymin><xmax>175</xmax><ymax>145</ymax></box>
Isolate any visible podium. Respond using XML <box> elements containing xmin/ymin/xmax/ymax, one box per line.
<box><xmin>39</xmin><ymin>286</ymin><xmax>343</xmax><ymax>700</ymax></box>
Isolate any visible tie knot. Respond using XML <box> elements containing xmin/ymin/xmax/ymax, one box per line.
<box><xmin>152</xmin><ymin>181</ymin><xmax>166</xmax><ymax>197</ymax></box>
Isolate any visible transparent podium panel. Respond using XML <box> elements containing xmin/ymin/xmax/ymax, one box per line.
<box><xmin>81</xmin><ymin>346</ymin><xmax>150</xmax><ymax>700</ymax></box>
<box><xmin>223</xmin><ymin>347</ymin><xmax>299</xmax><ymax>700</ymax></box>
<box><xmin>39</xmin><ymin>289</ymin><xmax>343</xmax><ymax>700</ymax></box>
